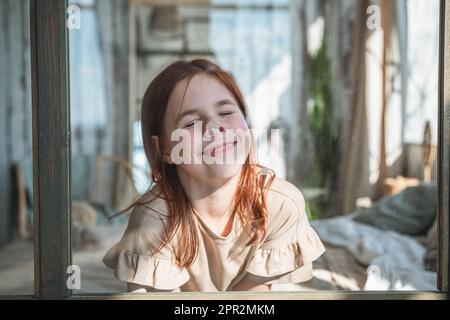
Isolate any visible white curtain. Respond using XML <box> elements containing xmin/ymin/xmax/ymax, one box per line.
<box><xmin>95</xmin><ymin>0</ymin><xmax>130</xmax><ymax>160</ymax></box>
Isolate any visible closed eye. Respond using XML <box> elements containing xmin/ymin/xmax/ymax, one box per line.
<box><xmin>184</xmin><ymin>120</ymin><xmax>200</xmax><ymax>128</ymax></box>
<box><xmin>219</xmin><ymin>112</ymin><xmax>234</xmax><ymax>116</ymax></box>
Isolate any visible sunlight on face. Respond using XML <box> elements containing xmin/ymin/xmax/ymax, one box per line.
<box><xmin>163</xmin><ymin>73</ymin><xmax>251</xmax><ymax>181</ymax></box>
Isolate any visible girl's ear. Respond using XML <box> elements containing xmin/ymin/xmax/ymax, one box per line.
<box><xmin>151</xmin><ymin>135</ymin><xmax>172</xmax><ymax>164</ymax></box>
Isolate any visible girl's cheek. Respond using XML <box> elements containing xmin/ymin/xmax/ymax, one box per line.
<box><xmin>229</xmin><ymin>116</ymin><xmax>252</xmax><ymax>156</ymax></box>
<box><xmin>190</xmin><ymin>130</ymin><xmax>203</xmax><ymax>158</ymax></box>
<box><xmin>229</xmin><ymin>115</ymin><xmax>249</xmax><ymax>131</ymax></box>
<box><xmin>166</xmin><ymin>132</ymin><xmax>201</xmax><ymax>165</ymax></box>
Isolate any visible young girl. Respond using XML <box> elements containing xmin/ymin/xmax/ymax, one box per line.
<box><xmin>103</xmin><ymin>58</ymin><xmax>325</xmax><ymax>292</ymax></box>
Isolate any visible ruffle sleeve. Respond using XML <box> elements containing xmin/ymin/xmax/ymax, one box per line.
<box><xmin>246</xmin><ymin>187</ymin><xmax>326</xmax><ymax>284</ymax></box>
<box><xmin>102</xmin><ymin>201</ymin><xmax>190</xmax><ymax>290</ymax></box>
<box><xmin>103</xmin><ymin>244</ymin><xmax>190</xmax><ymax>290</ymax></box>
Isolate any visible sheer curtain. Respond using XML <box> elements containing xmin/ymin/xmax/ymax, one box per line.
<box><xmin>95</xmin><ymin>0</ymin><xmax>130</xmax><ymax>161</ymax></box>
<box><xmin>296</xmin><ymin>0</ymin><xmax>403</xmax><ymax>215</ymax></box>
<box><xmin>69</xmin><ymin>2</ymin><xmax>108</xmax><ymax>155</ymax></box>
<box><xmin>209</xmin><ymin>0</ymin><xmax>291</xmax><ymax>178</ymax></box>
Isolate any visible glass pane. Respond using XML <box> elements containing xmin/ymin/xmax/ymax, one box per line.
<box><xmin>0</xmin><ymin>0</ymin><xmax>34</xmax><ymax>295</ymax></box>
<box><xmin>68</xmin><ymin>0</ymin><xmax>128</xmax><ymax>293</ymax></box>
<box><xmin>290</xmin><ymin>0</ymin><xmax>440</xmax><ymax>292</ymax></box>
<box><xmin>69</xmin><ymin>0</ymin><xmax>440</xmax><ymax>294</ymax></box>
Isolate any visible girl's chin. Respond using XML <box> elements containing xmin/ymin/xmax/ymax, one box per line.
<box><xmin>180</xmin><ymin>163</ymin><xmax>243</xmax><ymax>181</ymax></box>
<box><xmin>203</xmin><ymin>163</ymin><xmax>243</xmax><ymax>178</ymax></box>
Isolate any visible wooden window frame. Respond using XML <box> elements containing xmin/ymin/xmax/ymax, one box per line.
<box><xmin>24</xmin><ymin>0</ymin><xmax>450</xmax><ymax>300</ymax></box>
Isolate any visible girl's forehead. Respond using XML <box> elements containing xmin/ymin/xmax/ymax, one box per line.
<box><xmin>165</xmin><ymin>74</ymin><xmax>235</xmax><ymax>123</ymax></box>
<box><xmin>177</xmin><ymin>74</ymin><xmax>231</xmax><ymax>103</ymax></box>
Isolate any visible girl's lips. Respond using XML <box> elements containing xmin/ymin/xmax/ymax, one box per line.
<box><xmin>204</xmin><ymin>140</ymin><xmax>238</xmax><ymax>156</ymax></box>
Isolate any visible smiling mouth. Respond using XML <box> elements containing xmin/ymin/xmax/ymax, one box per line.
<box><xmin>204</xmin><ymin>140</ymin><xmax>238</xmax><ymax>157</ymax></box>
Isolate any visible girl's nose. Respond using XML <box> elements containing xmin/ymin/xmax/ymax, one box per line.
<box><xmin>203</xmin><ymin>121</ymin><xmax>224</xmax><ymax>141</ymax></box>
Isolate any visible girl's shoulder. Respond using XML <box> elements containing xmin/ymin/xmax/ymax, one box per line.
<box><xmin>265</xmin><ymin>175</ymin><xmax>305</xmax><ymax>209</ymax></box>
<box><xmin>263</xmin><ymin>175</ymin><xmax>307</xmax><ymax>224</ymax></box>
<box><xmin>103</xmin><ymin>185</ymin><xmax>185</xmax><ymax>284</ymax></box>
<box><xmin>132</xmin><ymin>184</ymin><xmax>170</xmax><ymax>219</ymax></box>
<box><xmin>124</xmin><ymin>185</ymin><xmax>171</xmax><ymax>246</ymax></box>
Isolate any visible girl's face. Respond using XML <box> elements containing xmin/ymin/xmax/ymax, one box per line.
<box><xmin>159</xmin><ymin>73</ymin><xmax>251</xmax><ymax>182</ymax></box>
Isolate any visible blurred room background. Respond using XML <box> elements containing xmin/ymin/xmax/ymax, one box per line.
<box><xmin>0</xmin><ymin>0</ymin><xmax>440</xmax><ymax>294</ymax></box>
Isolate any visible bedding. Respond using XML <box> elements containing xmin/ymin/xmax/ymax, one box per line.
<box><xmin>308</xmin><ymin>215</ymin><xmax>436</xmax><ymax>290</ymax></box>
<box><xmin>353</xmin><ymin>184</ymin><xmax>437</xmax><ymax>236</ymax></box>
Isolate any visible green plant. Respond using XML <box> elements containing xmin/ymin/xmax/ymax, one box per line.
<box><xmin>305</xmin><ymin>41</ymin><xmax>339</xmax><ymax>218</ymax></box>
<box><xmin>304</xmin><ymin>198</ymin><xmax>319</xmax><ymax>221</ymax></box>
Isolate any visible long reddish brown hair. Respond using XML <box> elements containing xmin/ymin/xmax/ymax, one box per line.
<box><xmin>132</xmin><ymin>58</ymin><xmax>275</xmax><ymax>268</ymax></box>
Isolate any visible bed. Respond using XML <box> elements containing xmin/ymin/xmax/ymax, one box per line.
<box><xmin>273</xmin><ymin>183</ymin><xmax>438</xmax><ymax>291</ymax></box>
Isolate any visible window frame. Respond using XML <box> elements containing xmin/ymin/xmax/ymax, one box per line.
<box><xmin>26</xmin><ymin>0</ymin><xmax>449</xmax><ymax>300</ymax></box>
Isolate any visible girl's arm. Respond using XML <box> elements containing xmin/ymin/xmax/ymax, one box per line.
<box><xmin>127</xmin><ymin>282</ymin><xmax>180</xmax><ymax>293</ymax></box>
<box><xmin>128</xmin><ymin>280</ymin><xmax>271</xmax><ymax>292</ymax></box>
<box><xmin>230</xmin><ymin>273</ymin><xmax>272</xmax><ymax>291</ymax></box>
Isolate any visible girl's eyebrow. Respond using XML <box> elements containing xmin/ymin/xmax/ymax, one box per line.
<box><xmin>215</xmin><ymin>98</ymin><xmax>235</xmax><ymax>107</ymax></box>
<box><xmin>175</xmin><ymin>108</ymin><xmax>200</xmax><ymax>124</ymax></box>
<box><xmin>176</xmin><ymin>98</ymin><xmax>236</xmax><ymax>124</ymax></box>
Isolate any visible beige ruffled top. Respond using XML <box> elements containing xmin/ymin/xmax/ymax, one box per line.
<box><xmin>103</xmin><ymin>175</ymin><xmax>326</xmax><ymax>291</ymax></box>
